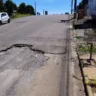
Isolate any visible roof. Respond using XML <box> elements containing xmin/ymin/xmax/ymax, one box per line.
<box><xmin>0</xmin><ymin>12</ymin><xmax>7</xmax><ymax>14</ymax></box>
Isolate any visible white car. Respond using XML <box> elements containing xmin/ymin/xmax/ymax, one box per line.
<box><xmin>0</xmin><ymin>12</ymin><xmax>10</xmax><ymax>25</ymax></box>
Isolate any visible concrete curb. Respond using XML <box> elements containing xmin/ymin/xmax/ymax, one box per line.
<box><xmin>70</xmin><ymin>33</ymin><xmax>79</xmax><ymax>96</ymax></box>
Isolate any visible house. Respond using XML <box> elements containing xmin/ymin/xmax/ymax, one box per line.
<box><xmin>87</xmin><ymin>0</ymin><xmax>96</xmax><ymax>19</ymax></box>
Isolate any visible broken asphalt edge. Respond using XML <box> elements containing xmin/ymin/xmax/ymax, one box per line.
<box><xmin>0</xmin><ymin>44</ymin><xmax>67</xmax><ymax>55</ymax></box>
<box><xmin>0</xmin><ymin>44</ymin><xmax>45</xmax><ymax>54</ymax></box>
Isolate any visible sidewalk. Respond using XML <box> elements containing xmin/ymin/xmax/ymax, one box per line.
<box><xmin>72</xmin><ymin>17</ymin><xmax>96</xmax><ymax>96</ymax></box>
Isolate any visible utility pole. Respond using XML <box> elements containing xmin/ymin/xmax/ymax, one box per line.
<box><xmin>74</xmin><ymin>0</ymin><xmax>77</xmax><ymax>18</ymax></box>
<box><xmin>35</xmin><ymin>1</ymin><xmax>37</xmax><ymax>15</ymax></box>
<box><xmin>71</xmin><ymin>0</ymin><xmax>73</xmax><ymax>14</ymax></box>
<box><xmin>43</xmin><ymin>9</ymin><xmax>44</xmax><ymax>15</ymax></box>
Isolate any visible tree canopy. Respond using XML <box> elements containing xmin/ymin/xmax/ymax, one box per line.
<box><xmin>26</xmin><ymin>5</ymin><xmax>35</xmax><ymax>15</ymax></box>
<box><xmin>78</xmin><ymin>0</ymin><xmax>88</xmax><ymax>10</ymax></box>
<box><xmin>0</xmin><ymin>0</ymin><xmax>35</xmax><ymax>16</ymax></box>
<box><xmin>4</xmin><ymin>0</ymin><xmax>17</xmax><ymax>16</ymax></box>
<box><xmin>0</xmin><ymin>4</ymin><xmax>4</xmax><ymax>12</ymax></box>
<box><xmin>18</xmin><ymin>2</ymin><xmax>26</xmax><ymax>14</ymax></box>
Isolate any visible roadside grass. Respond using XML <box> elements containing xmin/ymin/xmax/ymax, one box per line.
<box><xmin>75</xmin><ymin>36</ymin><xmax>96</xmax><ymax>53</ymax></box>
<box><xmin>78</xmin><ymin>45</ymin><xmax>96</xmax><ymax>53</ymax></box>
<box><xmin>74</xmin><ymin>36</ymin><xmax>83</xmax><ymax>39</ymax></box>
<box><xmin>11</xmin><ymin>13</ymin><xmax>32</xmax><ymax>19</ymax></box>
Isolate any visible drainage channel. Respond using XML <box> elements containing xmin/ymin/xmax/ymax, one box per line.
<box><xmin>59</xmin><ymin>27</ymin><xmax>70</xmax><ymax>96</ymax></box>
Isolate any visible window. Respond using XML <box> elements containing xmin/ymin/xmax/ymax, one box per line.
<box><xmin>1</xmin><ymin>13</ymin><xmax>6</xmax><ymax>17</ymax></box>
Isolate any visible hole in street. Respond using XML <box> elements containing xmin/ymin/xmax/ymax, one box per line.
<box><xmin>0</xmin><ymin>44</ymin><xmax>46</xmax><ymax>72</ymax></box>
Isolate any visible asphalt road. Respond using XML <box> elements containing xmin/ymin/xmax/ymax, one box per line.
<box><xmin>0</xmin><ymin>15</ymin><xmax>69</xmax><ymax>54</ymax></box>
<box><xmin>0</xmin><ymin>15</ymin><xmax>70</xmax><ymax>96</ymax></box>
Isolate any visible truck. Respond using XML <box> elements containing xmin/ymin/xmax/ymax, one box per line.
<box><xmin>88</xmin><ymin>0</ymin><xmax>96</xmax><ymax>19</ymax></box>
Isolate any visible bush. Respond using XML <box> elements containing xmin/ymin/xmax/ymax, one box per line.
<box><xmin>4</xmin><ymin>0</ymin><xmax>17</xmax><ymax>16</ymax></box>
<box><xmin>18</xmin><ymin>3</ymin><xmax>26</xmax><ymax>14</ymax></box>
<box><xmin>0</xmin><ymin>4</ymin><xmax>5</xmax><ymax>12</ymax></box>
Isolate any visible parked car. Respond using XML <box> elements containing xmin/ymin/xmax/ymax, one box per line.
<box><xmin>0</xmin><ymin>12</ymin><xmax>10</xmax><ymax>25</ymax></box>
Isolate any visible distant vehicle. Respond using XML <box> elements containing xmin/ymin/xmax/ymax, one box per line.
<box><xmin>65</xmin><ymin>12</ymin><xmax>69</xmax><ymax>15</ymax></box>
<box><xmin>0</xmin><ymin>12</ymin><xmax>10</xmax><ymax>25</ymax></box>
<box><xmin>45</xmin><ymin>11</ymin><xmax>48</xmax><ymax>15</ymax></box>
<box><xmin>37</xmin><ymin>12</ymin><xmax>41</xmax><ymax>15</ymax></box>
<box><xmin>88</xmin><ymin>0</ymin><xmax>96</xmax><ymax>19</ymax></box>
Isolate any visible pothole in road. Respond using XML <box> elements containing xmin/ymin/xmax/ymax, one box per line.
<box><xmin>0</xmin><ymin>44</ymin><xmax>46</xmax><ymax>72</ymax></box>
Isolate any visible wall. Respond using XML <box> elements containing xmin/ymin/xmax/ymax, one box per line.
<box><xmin>88</xmin><ymin>0</ymin><xmax>96</xmax><ymax>18</ymax></box>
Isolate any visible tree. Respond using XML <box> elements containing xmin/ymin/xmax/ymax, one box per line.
<box><xmin>26</xmin><ymin>5</ymin><xmax>35</xmax><ymax>15</ymax></box>
<box><xmin>0</xmin><ymin>4</ymin><xmax>4</xmax><ymax>12</ymax></box>
<box><xmin>78</xmin><ymin>0</ymin><xmax>88</xmax><ymax>10</ymax></box>
<box><xmin>4</xmin><ymin>0</ymin><xmax>16</xmax><ymax>16</ymax></box>
<box><xmin>18</xmin><ymin>3</ymin><xmax>26</xmax><ymax>14</ymax></box>
<box><xmin>12</xmin><ymin>3</ymin><xmax>17</xmax><ymax>10</ymax></box>
<box><xmin>78</xmin><ymin>1</ymin><xmax>83</xmax><ymax>10</ymax></box>
<box><xmin>0</xmin><ymin>0</ymin><xmax>4</xmax><ymax>11</ymax></box>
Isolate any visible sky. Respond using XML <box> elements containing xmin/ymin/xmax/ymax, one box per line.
<box><xmin>13</xmin><ymin>0</ymin><xmax>82</xmax><ymax>14</ymax></box>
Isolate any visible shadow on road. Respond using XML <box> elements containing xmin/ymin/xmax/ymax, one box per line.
<box><xmin>60</xmin><ymin>17</ymin><xmax>74</xmax><ymax>23</ymax></box>
<box><xmin>73</xmin><ymin>19</ymin><xmax>96</xmax><ymax>29</ymax></box>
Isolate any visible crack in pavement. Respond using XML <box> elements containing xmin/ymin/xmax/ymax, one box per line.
<box><xmin>0</xmin><ymin>44</ymin><xmax>45</xmax><ymax>54</ymax></box>
<box><xmin>0</xmin><ymin>44</ymin><xmax>67</xmax><ymax>55</ymax></box>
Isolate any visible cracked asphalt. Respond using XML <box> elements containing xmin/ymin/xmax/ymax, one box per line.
<box><xmin>0</xmin><ymin>15</ymin><xmax>69</xmax><ymax>54</ymax></box>
<box><xmin>0</xmin><ymin>15</ymin><xmax>70</xmax><ymax>96</ymax></box>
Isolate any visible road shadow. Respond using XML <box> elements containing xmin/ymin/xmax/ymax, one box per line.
<box><xmin>73</xmin><ymin>19</ymin><xmax>96</xmax><ymax>29</ymax></box>
<box><xmin>60</xmin><ymin>17</ymin><xmax>74</xmax><ymax>23</ymax></box>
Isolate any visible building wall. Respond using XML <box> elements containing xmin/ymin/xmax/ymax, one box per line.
<box><xmin>88</xmin><ymin>0</ymin><xmax>96</xmax><ymax>18</ymax></box>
